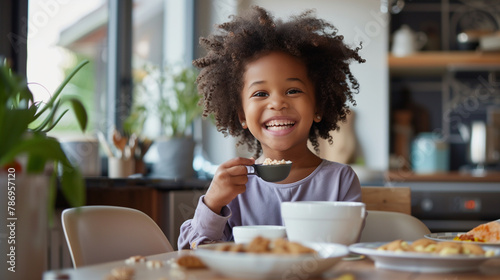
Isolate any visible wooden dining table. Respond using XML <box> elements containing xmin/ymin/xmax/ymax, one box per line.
<box><xmin>43</xmin><ymin>249</ymin><xmax>500</xmax><ymax>280</ymax></box>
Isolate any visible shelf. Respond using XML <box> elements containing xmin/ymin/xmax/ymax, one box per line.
<box><xmin>389</xmin><ymin>51</ymin><xmax>500</xmax><ymax>76</ymax></box>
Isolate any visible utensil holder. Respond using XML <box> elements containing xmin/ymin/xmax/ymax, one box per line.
<box><xmin>108</xmin><ymin>157</ymin><xmax>135</xmax><ymax>178</ymax></box>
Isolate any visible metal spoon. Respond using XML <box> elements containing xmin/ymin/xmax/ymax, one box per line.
<box><xmin>248</xmin><ymin>163</ymin><xmax>292</xmax><ymax>182</ymax></box>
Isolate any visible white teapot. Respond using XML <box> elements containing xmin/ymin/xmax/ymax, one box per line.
<box><xmin>391</xmin><ymin>25</ymin><xmax>427</xmax><ymax>57</ymax></box>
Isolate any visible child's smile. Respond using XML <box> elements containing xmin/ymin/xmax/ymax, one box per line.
<box><xmin>239</xmin><ymin>51</ymin><xmax>319</xmax><ymax>157</ymax></box>
<box><xmin>264</xmin><ymin>118</ymin><xmax>295</xmax><ymax>134</ymax></box>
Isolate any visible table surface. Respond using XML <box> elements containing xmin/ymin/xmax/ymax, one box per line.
<box><xmin>43</xmin><ymin>250</ymin><xmax>500</xmax><ymax>280</ymax></box>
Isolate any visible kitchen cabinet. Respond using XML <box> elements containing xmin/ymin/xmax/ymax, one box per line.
<box><xmin>82</xmin><ymin>178</ymin><xmax>208</xmax><ymax>250</ymax></box>
<box><xmin>51</xmin><ymin>178</ymin><xmax>208</xmax><ymax>269</ymax></box>
<box><xmin>86</xmin><ymin>186</ymin><xmax>162</xmax><ymax>223</ymax></box>
<box><xmin>387</xmin><ymin>2</ymin><xmax>500</xmax><ymax>234</ymax></box>
<box><xmin>389</xmin><ymin>53</ymin><xmax>500</xmax><ymax>171</ymax></box>
<box><xmin>388</xmin><ymin>1</ymin><xmax>500</xmax><ymax>172</ymax></box>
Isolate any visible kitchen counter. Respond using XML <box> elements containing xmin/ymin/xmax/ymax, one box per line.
<box><xmin>85</xmin><ymin>170</ymin><xmax>500</xmax><ymax>188</ymax></box>
<box><xmin>85</xmin><ymin>176</ymin><xmax>210</xmax><ymax>190</ymax></box>
<box><xmin>385</xmin><ymin>170</ymin><xmax>500</xmax><ymax>183</ymax></box>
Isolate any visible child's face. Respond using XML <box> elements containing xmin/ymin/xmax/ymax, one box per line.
<box><xmin>239</xmin><ymin>51</ymin><xmax>319</xmax><ymax>155</ymax></box>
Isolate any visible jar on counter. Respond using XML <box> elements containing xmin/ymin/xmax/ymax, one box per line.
<box><xmin>411</xmin><ymin>133</ymin><xmax>449</xmax><ymax>174</ymax></box>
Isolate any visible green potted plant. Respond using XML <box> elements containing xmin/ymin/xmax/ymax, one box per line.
<box><xmin>127</xmin><ymin>64</ymin><xmax>202</xmax><ymax>178</ymax></box>
<box><xmin>0</xmin><ymin>59</ymin><xmax>88</xmax><ymax>280</ymax></box>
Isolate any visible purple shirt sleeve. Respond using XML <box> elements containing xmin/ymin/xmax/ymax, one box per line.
<box><xmin>177</xmin><ymin>196</ymin><xmax>233</xmax><ymax>249</ymax></box>
<box><xmin>177</xmin><ymin>159</ymin><xmax>361</xmax><ymax>249</ymax></box>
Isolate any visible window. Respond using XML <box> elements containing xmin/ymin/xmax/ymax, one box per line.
<box><xmin>25</xmin><ymin>0</ymin><xmax>238</xmax><ymax>177</ymax></box>
<box><xmin>26</xmin><ymin>0</ymin><xmax>182</xmax><ymax>138</ymax></box>
<box><xmin>27</xmin><ymin>0</ymin><xmax>108</xmax><ymax>135</ymax></box>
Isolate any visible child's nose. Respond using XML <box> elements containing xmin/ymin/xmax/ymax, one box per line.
<box><xmin>267</xmin><ymin>94</ymin><xmax>288</xmax><ymax>110</ymax></box>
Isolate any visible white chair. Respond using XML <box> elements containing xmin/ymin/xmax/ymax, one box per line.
<box><xmin>359</xmin><ymin>210</ymin><xmax>431</xmax><ymax>242</ymax></box>
<box><xmin>61</xmin><ymin>205</ymin><xmax>174</xmax><ymax>268</ymax></box>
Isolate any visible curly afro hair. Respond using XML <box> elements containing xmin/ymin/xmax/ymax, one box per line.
<box><xmin>194</xmin><ymin>6</ymin><xmax>365</xmax><ymax>157</ymax></box>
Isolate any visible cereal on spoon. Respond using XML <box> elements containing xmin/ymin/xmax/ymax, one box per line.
<box><xmin>262</xmin><ymin>158</ymin><xmax>292</xmax><ymax>165</ymax></box>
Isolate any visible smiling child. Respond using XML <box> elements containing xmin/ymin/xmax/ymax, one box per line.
<box><xmin>178</xmin><ymin>6</ymin><xmax>365</xmax><ymax>249</ymax></box>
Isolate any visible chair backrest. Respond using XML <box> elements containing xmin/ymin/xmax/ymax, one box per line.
<box><xmin>361</xmin><ymin>186</ymin><xmax>411</xmax><ymax>215</ymax></box>
<box><xmin>61</xmin><ymin>205</ymin><xmax>173</xmax><ymax>268</ymax></box>
<box><xmin>359</xmin><ymin>210</ymin><xmax>431</xmax><ymax>242</ymax></box>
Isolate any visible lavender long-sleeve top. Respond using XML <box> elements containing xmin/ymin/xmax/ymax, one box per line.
<box><xmin>177</xmin><ymin>159</ymin><xmax>361</xmax><ymax>249</ymax></box>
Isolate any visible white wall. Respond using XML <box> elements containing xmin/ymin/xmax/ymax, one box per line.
<box><xmin>196</xmin><ymin>0</ymin><xmax>389</xmax><ymax>170</ymax></box>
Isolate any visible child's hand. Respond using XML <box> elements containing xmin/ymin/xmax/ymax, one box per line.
<box><xmin>204</xmin><ymin>157</ymin><xmax>255</xmax><ymax>214</ymax></box>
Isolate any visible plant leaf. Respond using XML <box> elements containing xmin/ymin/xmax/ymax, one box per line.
<box><xmin>0</xmin><ymin>106</ymin><xmax>37</xmax><ymax>159</ymax></box>
<box><xmin>60</xmin><ymin>164</ymin><xmax>86</xmax><ymax>207</ymax></box>
<box><xmin>26</xmin><ymin>154</ymin><xmax>47</xmax><ymax>173</ymax></box>
<box><xmin>0</xmin><ymin>61</ymin><xmax>33</xmax><ymax>106</ymax></box>
<box><xmin>32</xmin><ymin>99</ymin><xmax>62</xmax><ymax>132</ymax></box>
<box><xmin>34</xmin><ymin>60</ymin><xmax>89</xmax><ymax>119</ymax></box>
<box><xmin>40</xmin><ymin>109</ymin><xmax>69</xmax><ymax>133</ymax></box>
<box><xmin>0</xmin><ymin>134</ymin><xmax>72</xmax><ymax>168</ymax></box>
<box><xmin>69</xmin><ymin>98</ymin><xmax>88</xmax><ymax>131</ymax></box>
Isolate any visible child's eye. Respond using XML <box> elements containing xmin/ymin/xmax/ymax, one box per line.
<box><xmin>252</xmin><ymin>91</ymin><xmax>268</xmax><ymax>97</ymax></box>
<box><xmin>287</xmin><ymin>88</ymin><xmax>303</xmax><ymax>95</ymax></box>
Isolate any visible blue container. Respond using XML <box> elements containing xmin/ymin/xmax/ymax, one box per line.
<box><xmin>411</xmin><ymin>133</ymin><xmax>449</xmax><ymax>174</ymax></box>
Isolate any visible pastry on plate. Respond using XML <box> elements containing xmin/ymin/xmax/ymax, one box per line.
<box><xmin>460</xmin><ymin>220</ymin><xmax>500</xmax><ymax>243</ymax></box>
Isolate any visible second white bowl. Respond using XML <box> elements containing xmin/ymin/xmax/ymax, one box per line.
<box><xmin>232</xmin><ymin>225</ymin><xmax>287</xmax><ymax>244</ymax></box>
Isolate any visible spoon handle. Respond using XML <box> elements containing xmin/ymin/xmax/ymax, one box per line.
<box><xmin>247</xmin><ymin>165</ymin><xmax>258</xmax><ymax>176</ymax></box>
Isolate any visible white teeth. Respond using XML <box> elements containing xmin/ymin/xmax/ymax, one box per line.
<box><xmin>267</xmin><ymin>125</ymin><xmax>291</xmax><ymax>131</ymax></box>
<box><xmin>265</xmin><ymin>120</ymin><xmax>295</xmax><ymax>130</ymax></box>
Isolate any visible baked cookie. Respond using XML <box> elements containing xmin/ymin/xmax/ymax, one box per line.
<box><xmin>411</xmin><ymin>238</ymin><xmax>437</xmax><ymax>252</ymax></box>
<box><xmin>246</xmin><ymin>236</ymin><xmax>271</xmax><ymax>253</ymax></box>
<box><xmin>105</xmin><ymin>266</ymin><xmax>135</xmax><ymax>280</ymax></box>
<box><xmin>461</xmin><ymin>243</ymin><xmax>485</xmax><ymax>255</ymax></box>
<box><xmin>435</xmin><ymin>242</ymin><xmax>462</xmax><ymax>256</ymax></box>
<box><xmin>124</xmin><ymin>255</ymin><xmax>146</xmax><ymax>265</ymax></box>
<box><xmin>146</xmin><ymin>260</ymin><xmax>164</xmax><ymax>269</ymax></box>
<box><xmin>286</xmin><ymin>241</ymin><xmax>317</xmax><ymax>255</ymax></box>
<box><xmin>176</xmin><ymin>255</ymin><xmax>206</xmax><ymax>269</ymax></box>
<box><xmin>377</xmin><ymin>240</ymin><xmax>410</xmax><ymax>252</ymax></box>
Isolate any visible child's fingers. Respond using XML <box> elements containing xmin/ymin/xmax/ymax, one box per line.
<box><xmin>219</xmin><ymin>157</ymin><xmax>255</xmax><ymax>169</ymax></box>
<box><xmin>226</xmin><ymin>165</ymin><xmax>250</xmax><ymax>177</ymax></box>
<box><xmin>215</xmin><ymin>167</ymin><xmax>249</xmax><ymax>188</ymax></box>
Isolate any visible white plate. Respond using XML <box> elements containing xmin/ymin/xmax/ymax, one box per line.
<box><xmin>349</xmin><ymin>242</ymin><xmax>500</xmax><ymax>273</ymax></box>
<box><xmin>425</xmin><ymin>232</ymin><xmax>500</xmax><ymax>246</ymax></box>
<box><xmin>194</xmin><ymin>242</ymin><xmax>348</xmax><ymax>279</ymax></box>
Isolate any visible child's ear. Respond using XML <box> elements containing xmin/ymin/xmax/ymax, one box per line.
<box><xmin>238</xmin><ymin>112</ymin><xmax>247</xmax><ymax>129</ymax></box>
<box><xmin>314</xmin><ymin>112</ymin><xmax>322</xmax><ymax>123</ymax></box>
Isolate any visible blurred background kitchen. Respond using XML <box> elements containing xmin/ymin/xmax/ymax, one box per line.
<box><xmin>1</xmin><ymin>0</ymin><xmax>500</xmax><ymax>269</ymax></box>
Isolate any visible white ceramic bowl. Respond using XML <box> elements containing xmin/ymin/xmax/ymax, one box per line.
<box><xmin>195</xmin><ymin>241</ymin><xmax>348</xmax><ymax>279</ymax></box>
<box><xmin>232</xmin><ymin>225</ymin><xmax>287</xmax><ymax>244</ymax></box>
<box><xmin>281</xmin><ymin>201</ymin><xmax>366</xmax><ymax>245</ymax></box>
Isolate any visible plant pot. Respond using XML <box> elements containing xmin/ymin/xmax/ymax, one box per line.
<box><xmin>151</xmin><ymin>137</ymin><xmax>195</xmax><ymax>179</ymax></box>
<box><xmin>59</xmin><ymin>137</ymin><xmax>101</xmax><ymax>177</ymax></box>
<box><xmin>0</xmin><ymin>174</ymin><xmax>49</xmax><ymax>280</ymax></box>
